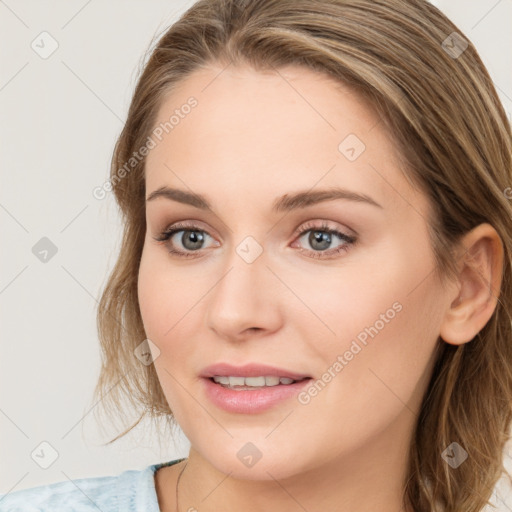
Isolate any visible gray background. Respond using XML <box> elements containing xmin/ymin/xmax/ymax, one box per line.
<box><xmin>1</xmin><ymin>0</ymin><xmax>511</xmax><ymax>508</ymax></box>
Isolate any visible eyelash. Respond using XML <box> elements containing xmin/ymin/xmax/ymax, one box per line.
<box><xmin>153</xmin><ymin>220</ymin><xmax>357</xmax><ymax>260</ymax></box>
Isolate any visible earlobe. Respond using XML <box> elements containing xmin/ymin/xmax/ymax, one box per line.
<box><xmin>439</xmin><ymin>223</ymin><xmax>504</xmax><ymax>346</ymax></box>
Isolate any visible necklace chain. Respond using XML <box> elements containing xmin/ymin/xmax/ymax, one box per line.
<box><xmin>175</xmin><ymin>459</ymin><xmax>188</xmax><ymax>512</ymax></box>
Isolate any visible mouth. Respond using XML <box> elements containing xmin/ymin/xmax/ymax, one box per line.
<box><xmin>201</xmin><ymin>362</ymin><xmax>312</xmax><ymax>384</ymax></box>
<box><xmin>208</xmin><ymin>375</ymin><xmax>312</xmax><ymax>390</ymax></box>
<box><xmin>200</xmin><ymin>362</ymin><xmax>313</xmax><ymax>413</ymax></box>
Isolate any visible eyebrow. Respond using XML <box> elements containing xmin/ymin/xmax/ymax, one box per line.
<box><xmin>145</xmin><ymin>186</ymin><xmax>383</xmax><ymax>212</ymax></box>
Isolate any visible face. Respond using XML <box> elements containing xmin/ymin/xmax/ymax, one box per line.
<box><xmin>138</xmin><ymin>63</ymin><xmax>453</xmax><ymax>480</ymax></box>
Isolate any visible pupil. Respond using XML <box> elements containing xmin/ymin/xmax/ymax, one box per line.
<box><xmin>183</xmin><ymin>231</ymin><xmax>204</xmax><ymax>250</ymax></box>
<box><xmin>310</xmin><ymin>231</ymin><xmax>331</xmax><ymax>251</ymax></box>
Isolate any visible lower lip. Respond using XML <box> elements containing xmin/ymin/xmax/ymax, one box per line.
<box><xmin>202</xmin><ymin>377</ymin><xmax>312</xmax><ymax>414</ymax></box>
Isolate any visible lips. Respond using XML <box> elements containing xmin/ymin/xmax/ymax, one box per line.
<box><xmin>200</xmin><ymin>362</ymin><xmax>313</xmax><ymax>413</ymax></box>
<box><xmin>202</xmin><ymin>373</ymin><xmax>312</xmax><ymax>414</ymax></box>
<box><xmin>200</xmin><ymin>362</ymin><xmax>312</xmax><ymax>381</ymax></box>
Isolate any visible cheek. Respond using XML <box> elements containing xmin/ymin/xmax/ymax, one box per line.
<box><xmin>302</xmin><ymin>238</ymin><xmax>444</xmax><ymax>426</ymax></box>
<box><xmin>137</xmin><ymin>245</ymin><xmax>202</xmax><ymax>340</ymax></box>
<box><xmin>137</xmin><ymin>250</ymin><xmax>197</xmax><ymax>410</ymax></box>
<box><xmin>137</xmin><ymin>253</ymin><xmax>167</xmax><ymax>340</ymax></box>
<box><xmin>137</xmin><ymin>245</ymin><xmax>219</xmax><ymax>395</ymax></box>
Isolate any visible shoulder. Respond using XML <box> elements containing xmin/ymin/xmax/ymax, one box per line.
<box><xmin>0</xmin><ymin>459</ymin><xmax>184</xmax><ymax>512</ymax></box>
<box><xmin>0</xmin><ymin>473</ymin><xmax>120</xmax><ymax>512</ymax></box>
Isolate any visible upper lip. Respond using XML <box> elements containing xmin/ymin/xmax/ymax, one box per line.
<box><xmin>201</xmin><ymin>363</ymin><xmax>311</xmax><ymax>380</ymax></box>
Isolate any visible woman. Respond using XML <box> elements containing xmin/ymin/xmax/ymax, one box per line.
<box><xmin>2</xmin><ymin>0</ymin><xmax>511</xmax><ymax>511</ymax></box>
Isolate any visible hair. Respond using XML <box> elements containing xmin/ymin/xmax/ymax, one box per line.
<box><xmin>92</xmin><ymin>0</ymin><xmax>512</xmax><ymax>510</ymax></box>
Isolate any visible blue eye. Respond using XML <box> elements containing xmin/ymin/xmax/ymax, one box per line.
<box><xmin>153</xmin><ymin>222</ymin><xmax>216</xmax><ymax>258</ymax></box>
<box><xmin>153</xmin><ymin>220</ymin><xmax>356</xmax><ymax>260</ymax></box>
<box><xmin>292</xmin><ymin>221</ymin><xmax>356</xmax><ymax>259</ymax></box>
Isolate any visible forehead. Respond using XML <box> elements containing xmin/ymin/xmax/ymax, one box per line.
<box><xmin>144</xmin><ymin>63</ymin><xmax>424</xmax><ymax>216</ymax></box>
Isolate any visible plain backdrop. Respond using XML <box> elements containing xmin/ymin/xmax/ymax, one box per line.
<box><xmin>1</xmin><ymin>0</ymin><xmax>511</xmax><ymax>507</ymax></box>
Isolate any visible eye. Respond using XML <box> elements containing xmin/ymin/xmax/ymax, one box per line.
<box><xmin>291</xmin><ymin>220</ymin><xmax>357</xmax><ymax>259</ymax></box>
<box><xmin>153</xmin><ymin>221</ymin><xmax>218</xmax><ymax>259</ymax></box>
<box><xmin>153</xmin><ymin>220</ymin><xmax>357</xmax><ymax>260</ymax></box>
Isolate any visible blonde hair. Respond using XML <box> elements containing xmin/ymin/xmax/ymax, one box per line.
<box><xmin>93</xmin><ymin>1</ymin><xmax>512</xmax><ymax>510</ymax></box>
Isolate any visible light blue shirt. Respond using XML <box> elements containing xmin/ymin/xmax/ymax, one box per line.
<box><xmin>0</xmin><ymin>458</ymin><xmax>184</xmax><ymax>511</ymax></box>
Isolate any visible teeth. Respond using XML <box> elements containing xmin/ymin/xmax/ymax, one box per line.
<box><xmin>265</xmin><ymin>376</ymin><xmax>280</xmax><ymax>386</ymax></box>
<box><xmin>229</xmin><ymin>376</ymin><xmax>245</xmax><ymax>386</ymax></box>
<box><xmin>245</xmin><ymin>376</ymin><xmax>266</xmax><ymax>386</ymax></box>
<box><xmin>213</xmin><ymin>376</ymin><xmax>230</xmax><ymax>385</ymax></box>
<box><xmin>211</xmin><ymin>375</ymin><xmax>300</xmax><ymax>387</ymax></box>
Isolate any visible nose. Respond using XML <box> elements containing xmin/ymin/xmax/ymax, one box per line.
<box><xmin>205</xmin><ymin>244</ymin><xmax>282</xmax><ymax>343</ymax></box>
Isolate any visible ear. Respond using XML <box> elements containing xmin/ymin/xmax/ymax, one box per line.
<box><xmin>439</xmin><ymin>223</ymin><xmax>504</xmax><ymax>346</ymax></box>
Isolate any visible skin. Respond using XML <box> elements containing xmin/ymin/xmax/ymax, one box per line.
<box><xmin>137</xmin><ymin>63</ymin><xmax>504</xmax><ymax>512</ymax></box>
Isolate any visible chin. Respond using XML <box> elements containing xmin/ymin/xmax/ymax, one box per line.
<box><xmin>197</xmin><ymin>437</ymin><xmax>313</xmax><ymax>482</ymax></box>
